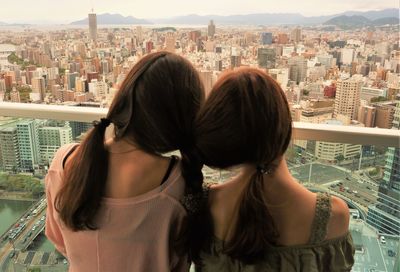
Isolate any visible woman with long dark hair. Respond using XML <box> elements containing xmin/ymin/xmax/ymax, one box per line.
<box><xmin>45</xmin><ymin>51</ymin><xmax>204</xmax><ymax>271</ymax></box>
<box><xmin>193</xmin><ymin>68</ymin><xmax>355</xmax><ymax>271</ymax></box>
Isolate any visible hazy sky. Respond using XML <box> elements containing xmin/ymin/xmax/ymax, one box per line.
<box><xmin>1</xmin><ymin>0</ymin><xmax>397</xmax><ymax>23</ymax></box>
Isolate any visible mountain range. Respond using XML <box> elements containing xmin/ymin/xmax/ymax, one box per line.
<box><xmin>70</xmin><ymin>13</ymin><xmax>151</xmax><ymax>25</ymax></box>
<box><xmin>0</xmin><ymin>8</ymin><xmax>398</xmax><ymax>26</ymax></box>
<box><xmin>68</xmin><ymin>8</ymin><xmax>398</xmax><ymax>26</ymax></box>
<box><xmin>324</xmin><ymin>15</ymin><xmax>399</xmax><ymax>28</ymax></box>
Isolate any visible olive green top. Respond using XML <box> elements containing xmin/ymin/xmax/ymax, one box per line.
<box><xmin>195</xmin><ymin>192</ymin><xmax>355</xmax><ymax>272</ymax></box>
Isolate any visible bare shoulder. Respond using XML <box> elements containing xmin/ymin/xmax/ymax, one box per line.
<box><xmin>326</xmin><ymin>195</ymin><xmax>350</xmax><ymax>239</ymax></box>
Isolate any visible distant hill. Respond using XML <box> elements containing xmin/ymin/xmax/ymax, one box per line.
<box><xmin>340</xmin><ymin>8</ymin><xmax>398</xmax><ymax>20</ymax></box>
<box><xmin>150</xmin><ymin>8</ymin><xmax>398</xmax><ymax>25</ymax></box>
<box><xmin>0</xmin><ymin>21</ymin><xmax>7</xmax><ymax>25</ymax></box>
<box><xmin>4</xmin><ymin>8</ymin><xmax>396</xmax><ymax>26</ymax></box>
<box><xmin>324</xmin><ymin>15</ymin><xmax>371</xmax><ymax>28</ymax></box>
<box><xmin>70</xmin><ymin>13</ymin><xmax>152</xmax><ymax>25</ymax></box>
<box><xmin>151</xmin><ymin>13</ymin><xmax>308</xmax><ymax>25</ymax></box>
<box><xmin>324</xmin><ymin>15</ymin><xmax>399</xmax><ymax>28</ymax></box>
<box><xmin>372</xmin><ymin>17</ymin><xmax>399</xmax><ymax>25</ymax></box>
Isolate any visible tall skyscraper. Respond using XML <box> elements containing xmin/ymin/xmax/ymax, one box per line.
<box><xmin>334</xmin><ymin>76</ymin><xmax>362</xmax><ymax>120</ymax></box>
<box><xmin>88</xmin><ymin>12</ymin><xmax>97</xmax><ymax>41</ymax></box>
<box><xmin>208</xmin><ymin>20</ymin><xmax>216</xmax><ymax>37</ymax></box>
<box><xmin>367</xmin><ymin>96</ymin><xmax>400</xmax><ymax>235</ymax></box>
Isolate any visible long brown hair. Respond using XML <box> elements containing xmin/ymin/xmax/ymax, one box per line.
<box><xmin>55</xmin><ymin>51</ymin><xmax>205</xmax><ymax>231</ymax></box>
<box><xmin>194</xmin><ymin>68</ymin><xmax>292</xmax><ymax>263</ymax></box>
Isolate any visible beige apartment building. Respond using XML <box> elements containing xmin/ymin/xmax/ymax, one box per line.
<box><xmin>334</xmin><ymin>76</ymin><xmax>362</xmax><ymax>120</ymax></box>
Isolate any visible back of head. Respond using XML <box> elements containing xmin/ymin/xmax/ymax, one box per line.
<box><xmin>56</xmin><ymin>52</ymin><xmax>205</xmax><ymax>231</ymax></box>
<box><xmin>194</xmin><ymin>68</ymin><xmax>292</xmax><ymax>262</ymax></box>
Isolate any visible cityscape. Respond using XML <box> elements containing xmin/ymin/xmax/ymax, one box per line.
<box><xmin>0</xmin><ymin>4</ymin><xmax>399</xmax><ymax>272</ymax></box>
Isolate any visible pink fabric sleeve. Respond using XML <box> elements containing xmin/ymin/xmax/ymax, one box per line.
<box><xmin>44</xmin><ymin>145</ymin><xmax>76</xmax><ymax>257</ymax></box>
<box><xmin>45</xmin><ymin>172</ymin><xmax>67</xmax><ymax>257</ymax></box>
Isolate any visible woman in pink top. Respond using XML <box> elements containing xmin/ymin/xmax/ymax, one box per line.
<box><xmin>45</xmin><ymin>52</ymin><xmax>205</xmax><ymax>271</ymax></box>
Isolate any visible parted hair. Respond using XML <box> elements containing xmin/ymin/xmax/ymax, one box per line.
<box><xmin>193</xmin><ymin>68</ymin><xmax>292</xmax><ymax>263</ymax></box>
<box><xmin>55</xmin><ymin>51</ymin><xmax>205</xmax><ymax>232</ymax></box>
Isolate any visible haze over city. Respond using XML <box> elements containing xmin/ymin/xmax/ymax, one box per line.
<box><xmin>0</xmin><ymin>0</ymin><xmax>398</xmax><ymax>24</ymax></box>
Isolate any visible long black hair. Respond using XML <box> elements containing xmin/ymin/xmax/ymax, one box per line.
<box><xmin>55</xmin><ymin>51</ymin><xmax>205</xmax><ymax>231</ymax></box>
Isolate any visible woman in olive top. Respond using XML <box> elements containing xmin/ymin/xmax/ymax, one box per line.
<box><xmin>193</xmin><ymin>68</ymin><xmax>355</xmax><ymax>271</ymax></box>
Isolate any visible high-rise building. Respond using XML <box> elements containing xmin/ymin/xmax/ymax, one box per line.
<box><xmin>258</xmin><ymin>48</ymin><xmax>276</xmax><ymax>69</ymax></box>
<box><xmin>16</xmin><ymin>120</ymin><xmax>40</xmax><ymax>172</ymax></box>
<box><xmin>291</xmin><ymin>28</ymin><xmax>301</xmax><ymax>43</ymax></box>
<box><xmin>31</xmin><ymin>77</ymin><xmax>46</xmax><ymax>101</ymax></box>
<box><xmin>0</xmin><ymin>124</ymin><xmax>19</xmax><ymax>172</ymax></box>
<box><xmin>357</xmin><ymin>105</ymin><xmax>376</xmax><ymax>127</ymax></box>
<box><xmin>101</xmin><ymin>60</ymin><xmax>109</xmax><ymax>74</ymax></box>
<box><xmin>277</xmin><ymin>33</ymin><xmax>289</xmax><ymax>44</ymax></box>
<box><xmin>288</xmin><ymin>56</ymin><xmax>307</xmax><ymax>84</ymax></box>
<box><xmin>189</xmin><ymin>30</ymin><xmax>201</xmax><ymax>42</ymax></box>
<box><xmin>135</xmin><ymin>26</ymin><xmax>143</xmax><ymax>44</ymax></box>
<box><xmin>334</xmin><ymin>76</ymin><xmax>362</xmax><ymax>120</ymax></box>
<box><xmin>87</xmin><ymin>72</ymin><xmax>99</xmax><ymax>83</ymax></box>
<box><xmin>208</xmin><ymin>20</ymin><xmax>216</xmax><ymax>37</ymax></box>
<box><xmin>317</xmin><ymin>55</ymin><xmax>334</xmax><ymax>69</ymax></box>
<box><xmin>39</xmin><ymin>124</ymin><xmax>73</xmax><ymax>165</ymax></box>
<box><xmin>10</xmin><ymin>87</ymin><xmax>20</xmax><ymax>103</ymax></box>
<box><xmin>0</xmin><ymin>79</ymin><xmax>5</xmax><ymax>92</ymax></box>
<box><xmin>214</xmin><ymin>60</ymin><xmax>223</xmax><ymax>71</ymax></box>
<box><xmin>66</xmin><ymin>71</ymin><xmax>79</xmax><ymax>90</ymax></box>
<box><xmin>374</xmin><ymin>103</ymin><xmax>396</xmax><ymax>129</ymax></box>
<box><xmin>268</xmin><ymin>68</ymin><xmax>289</xmax><ymax>88</ymax></box>
<box><xmin>324</xmin><ymin>85</ymin><xmax>336</xmax><ymax>98</ymax></box>
<box><xmin>230</xmin><ymin>47</ymin><xmax>241</xmax><ymax>69</ymax></box>
<box><xmin>69</xmin><ymin>121</ymin><xmax>92</xmax><ymax>140</ymax></box>
<box><xmin>88</xmin><ymin>13</ymin><xmax>97</xmax><ymax>41</ymax></box>
<box><xmin>367</xmin><ymin>96</ymin><xmax>400</xmax><ymax>235</ymax></box>
<box><xmin>89</xmin><ymin>79</ymin><xmax>108</xmax><ymax>98</ymax></box>
<box><xmin>165</xmin><ymin>32</ymin><xmax>176</xmax><ymax>53</ymax></box>
<box><xmin>261</xmin><ymin>32</ymin><xmax>273</xmax><ymax>45</ymax></box>
<box><xmin>341</xmin><ymin>48</ymin><xmax>355</xmax><ymax>65</ymax></box>
<box><xmin>199</xmin><ymin>70</ymin><xmax>214</xmax><ymax>97</ymax></box>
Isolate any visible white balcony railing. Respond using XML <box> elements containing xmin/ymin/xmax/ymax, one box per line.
<box><xmin>0</xmin><ymin>102</ymin><xmax>399</xmax><ymax>147</ymax></box>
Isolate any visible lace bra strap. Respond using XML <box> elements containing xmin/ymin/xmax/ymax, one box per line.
<box><xmin>308</xmin><ymin>192</ymin><xmax>332</xmax><ymax>244</ymax></box>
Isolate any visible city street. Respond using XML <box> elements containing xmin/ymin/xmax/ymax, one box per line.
<box><xmin>0</xmin><ymin>200</ymin><xmax>46</xmax><ymax>271</ymax></box>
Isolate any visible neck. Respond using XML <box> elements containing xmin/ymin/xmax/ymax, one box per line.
<box><xmin>239</xmin><ymin>158</ymin><xmax>295</xmax><ymax>205</ymax></box>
